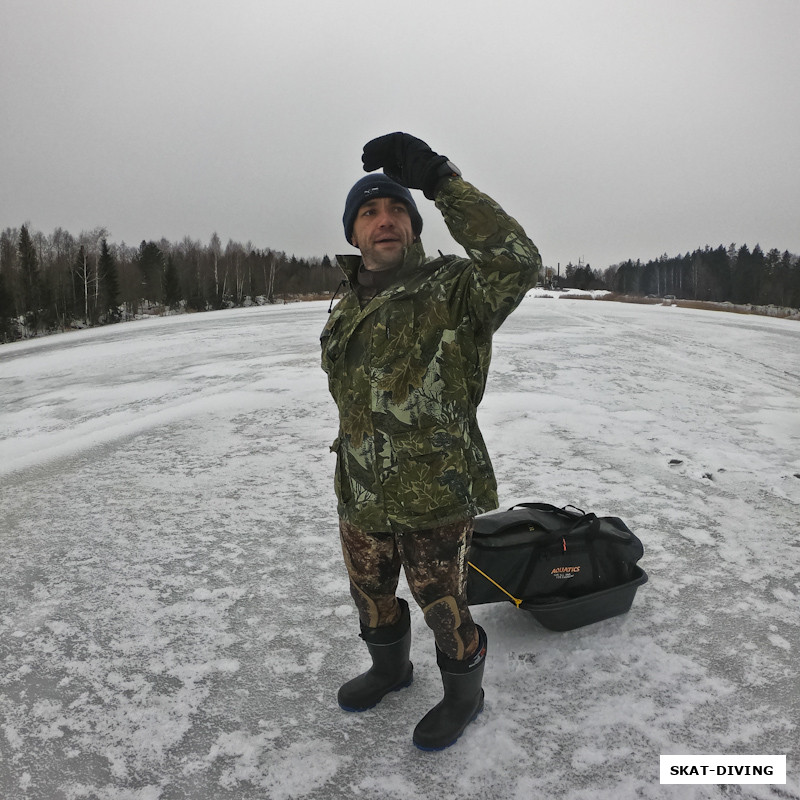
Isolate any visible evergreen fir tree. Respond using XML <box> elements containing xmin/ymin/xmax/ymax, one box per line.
<box><xmin>790</xmin><ymin>255</ymin><xmax>800</xmax><ymax>308</ymax></box>
<box><xmin>18</xmin><ymin>225</ymin><xmax>41</xmax><ymax>329</ymax></box>
<box><xmin>137</xmin><ymin>241</ymin><xmax>164</xmax><ymax>305</ymax></box>
<box><xmin>750</xmin><ymin>245</ymin><xmax>765</xmax><ymax>305</ymax></box>
<box><xmin>98</xmin><ymin>239</ymin><xmax>121</xmax><ymax>321</ymax></box>
<box><xmin>164</xmin><ymin>255</ymin><xmax>181</xmax><ymax>310</ymax></box>
<box><xmin>732</xmin><ymin>245</ymin><xmax>751</xmax><ymax>304</ymax></box>
<box><xmin>0</xmin><ymin>268</ymin><xmax>17</xmax><ymax>341</ymax></box>
<box><xmin>777</xmin><ymin>251</ymin><xmax>794</xmax><ymax>307</ymax></box>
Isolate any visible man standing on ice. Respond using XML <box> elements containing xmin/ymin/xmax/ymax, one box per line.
<box><xmin>320</xmin><ymin>132</ymin><xmax>540</xmax><ymax>750</ymax></box>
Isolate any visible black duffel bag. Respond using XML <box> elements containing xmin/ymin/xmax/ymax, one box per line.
<box><xmin>467</xmin><ymin>502</ymin><xmax>647</xmax><ymax>630</ymax></box>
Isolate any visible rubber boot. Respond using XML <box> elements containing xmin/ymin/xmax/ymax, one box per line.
<box><xmin>338</xmin><ymin>598</ymin><xmax>414</xmax><ymax>712</ymax></box>
<box><xmin>412</xmin><ymin>625</ymin><xmax>487</xmax><ymax>751</ymax></box>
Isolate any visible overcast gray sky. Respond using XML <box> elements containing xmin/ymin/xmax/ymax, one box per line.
<box><xmin>2</xmin><ymin>0</ymin><xmax>798</xmax><ymax>270</ymax></box>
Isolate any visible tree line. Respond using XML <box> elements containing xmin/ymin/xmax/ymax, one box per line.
<box><xmin>0</xmin><ymin>225</ymin><xmax>343</xmax><ymax>342</ymax></box>
<box><xmin>561</xmin><ymin>244</ymin><xmax>800</xmax><ymax>308</ymax></box>
<box><xmin>2</xmin><ymin>224</ymin><xmax>799</xmax><ymax>344</ymax></box>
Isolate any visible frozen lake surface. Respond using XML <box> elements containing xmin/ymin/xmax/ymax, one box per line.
<box><xmin>1</xmin><ymin>295</ymin><xmax>798</xmax><ymax>800</ymax></box>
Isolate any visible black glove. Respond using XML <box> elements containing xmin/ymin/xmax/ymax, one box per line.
<box><xmin>361</xmin><ymin>132</ymin><xmax>456</xmax><ymax>200</ymax></box>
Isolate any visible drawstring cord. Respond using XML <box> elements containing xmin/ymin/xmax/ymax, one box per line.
<box><xmin>328</xmin><ymin>279</ymin><xmax>348</xmax><ymax>313</ymax></box>
<box><xmin>467</xmin><ymin>561</ymin><xmax>523</xmax><ymax>607</ymax></box>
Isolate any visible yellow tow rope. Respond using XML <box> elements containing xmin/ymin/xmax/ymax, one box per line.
<box><xmin>467</xmin><ymin>561</ymin><xmax>523</xmax><ymax>607</ymax></box>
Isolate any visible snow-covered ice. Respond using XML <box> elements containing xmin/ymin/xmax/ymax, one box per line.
<box><xmin>1</xmin><ymin>295</ymin><xmax>798</xmax><ymax>800</ymax></box>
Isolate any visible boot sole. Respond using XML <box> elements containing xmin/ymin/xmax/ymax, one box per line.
<box><xmin>338</xmin><ymin>674</ymin><xmax>414</xmax><ymax>713</ymax></box>
<box><xmin>412</xmin><ymin>694</ymin><xmax>485</xmax><ymax>752</ymax></box>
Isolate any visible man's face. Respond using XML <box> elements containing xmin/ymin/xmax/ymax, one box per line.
<box><xmin>350</xmin><ymin>196</ymin><xmax>415</xmax><ymax>272</ymax></box>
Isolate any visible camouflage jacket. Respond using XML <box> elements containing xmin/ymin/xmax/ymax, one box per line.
<box><xmin>320</xmin><ymin>177</ymin><xmax>540</xmax><ymax>532</ymax></box>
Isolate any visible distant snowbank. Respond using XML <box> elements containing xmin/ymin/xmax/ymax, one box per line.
<box><xmin>524</xmin><ymin>288</ymin><xmax>800</xmax><ymax>320</ymax></box>
<box><xmin>524</xmin><ymin>287</ymin><xmax>610</xmax><ymax>299</ymax></box>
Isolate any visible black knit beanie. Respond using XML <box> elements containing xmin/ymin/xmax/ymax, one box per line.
<box><xmin>343</xmin><ymin>174</ymin><xmax>423</xmax><ymax>244</ymax></box>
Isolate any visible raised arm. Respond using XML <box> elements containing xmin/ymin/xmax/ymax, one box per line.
<box><xmin>435</xmin><ymin>176</ymin><xmax>540</xmax><ymax>332</ymax></box>
<box><xmin>361</xmin><ymin>132</ymin><xmax>540</xmax><ymax>332</ymax></box>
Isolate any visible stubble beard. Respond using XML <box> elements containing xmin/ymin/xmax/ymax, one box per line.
<box><xmin>361</xmin><ymin>243</ymin><xmax>407</xmax><ymax>272</ymax></box>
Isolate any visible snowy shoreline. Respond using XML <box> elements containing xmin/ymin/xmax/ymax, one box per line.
<box><xmin>3</xmin><ymin>287</ymin><xmax>798</xmax><ymax>351</ymax></box>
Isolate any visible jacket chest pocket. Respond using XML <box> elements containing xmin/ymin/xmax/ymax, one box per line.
<box><xmin>374</xmin><ymin>300</ymin><xmax>418</xmax><ymax>364</ymax></box>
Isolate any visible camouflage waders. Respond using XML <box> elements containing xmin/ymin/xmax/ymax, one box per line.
<box><xmin>339</xmin><ymin>517</ymin><xmax>478</xmax><ymax>661</ymax></box>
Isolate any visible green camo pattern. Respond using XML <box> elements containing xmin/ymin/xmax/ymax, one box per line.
<box><xmin>320</xmin><ymin>177</ymin><xmax>540</xmax><ymax>532</ymax></box>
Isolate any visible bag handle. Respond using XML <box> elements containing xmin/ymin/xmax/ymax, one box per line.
<box><xmin>563</xmin><ymin>511</ymin><xmax>599</xmax><ymax>536</ymax></box>
<box><xmin>510</xmin><ymin>502</ymin><xmax>598</xmax><ymax>541</ymax></box>
<box><xmin>510</xmin><ymin>502</ymin><xmax>585</xmax><ymax>518</ymax></box>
